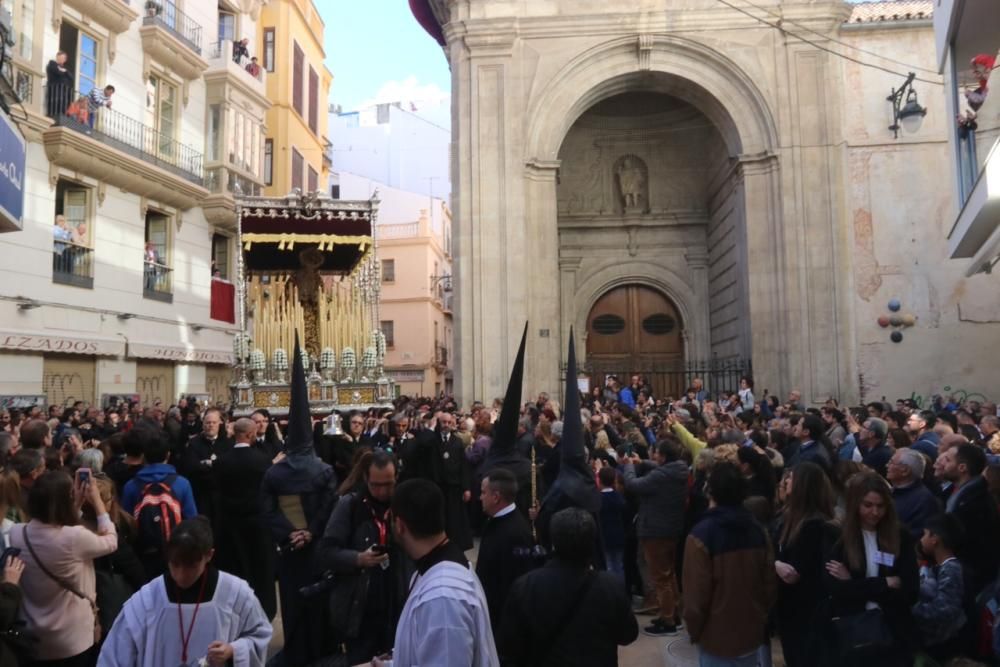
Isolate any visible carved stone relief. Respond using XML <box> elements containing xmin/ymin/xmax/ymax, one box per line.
<box><xmin>614</xmin><ymin>154</ymin><xmax>648</xmax><ymax>214</ymax></box>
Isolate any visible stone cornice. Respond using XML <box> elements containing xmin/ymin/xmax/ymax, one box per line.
<box><xmin>204</xmin><ymin>68</ymin><xmax>272</xmax><ymax>113</ymax></box>
<box><xmin>139</xmin><ymin>24</ymin><xmax>210</xmax><ymax>82</ymax></box>
<box><xmin>54</xmin><ymin>0</ymin><xmax>139</xmax><ymax>34</ymax></box>
<box><xmin>525</xmin><ymin>158</ymin><xmax>561</xmax><ymax>182</ymax></box>
<box><xmin>43</xmin><ymin>126</ymin><xmax>209</xmax><ymax>211</ymax></box>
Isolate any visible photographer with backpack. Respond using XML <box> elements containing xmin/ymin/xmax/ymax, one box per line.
<box><xmin>120</xmin><ymin>427</ymin><xmax>198</xmax><ymax>581</ymax></box>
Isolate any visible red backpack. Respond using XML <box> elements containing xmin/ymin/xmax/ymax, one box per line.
<box><xmin>133</xmin><ymin>474</ymin><xmax>183</xmax><ymax>555</ymax></box>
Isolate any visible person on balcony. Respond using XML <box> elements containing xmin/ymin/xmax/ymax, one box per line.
<box><xmin>45</xmin><ymin>51</ymin><xmax>74</xmax><ymax>118</ymax></box>
<box><xmin>245</xmin><ymin>57</ymin><xmax>261</xmax><ymax>79</ymax></box>
<box><xmin>144</xmin><ymin>242</ymin><xmax>162</xmax><ymax>291</ymax></box>
<box><xmin>87</xmin><ymin>85</ymin><xmax>115</xmax><ymax>129</ymax></box>
<box><xmin>52</xmin><ymin>215</ymin><xmax>73</xmax><ymax>273</ymax></box>
<box><xmin>233</xmin><ymin>38</ymin><xmax>250</xmax><ymax>64</ymax></box>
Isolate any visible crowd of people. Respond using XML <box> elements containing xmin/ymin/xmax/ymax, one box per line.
<box><xmin>0</xmin><ymin>332</ymin><xmax>999</xmax><ymax>666</ymax></box>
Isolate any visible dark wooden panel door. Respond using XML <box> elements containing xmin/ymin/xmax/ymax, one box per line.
<box><xmin>587</xmin><ymin>285</ymin><xmax>684</xmax><ymax>399</ymax></box>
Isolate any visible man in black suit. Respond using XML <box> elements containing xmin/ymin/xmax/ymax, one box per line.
<box><xmin>475</xmin><ymin>468</ymin><xmax>535</xmax><ymax>637</ymax></box>
<box><xmin>250</xmin><ymin>409</ymin><xmax>283</xmax><ymax>460</ymax></box>
<box><xmin>323</xmin><ymin>410</ymin><xmax>373</xmax><ymax>481</ymax></box>
<box><xmin>213</xmin><ymin>417</ymin><xmax>276</xmax><ymax>618</ymax></box>
<box><xmin>178</xmin><ymin>407</ymin><xmax>233</xmax><ymax>522</ymax></box>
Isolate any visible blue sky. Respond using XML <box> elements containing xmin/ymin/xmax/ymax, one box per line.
<box><xmin>321</xmin><ymin>1</ymin><xmax>451</xmax><ymax>113</ymax></box>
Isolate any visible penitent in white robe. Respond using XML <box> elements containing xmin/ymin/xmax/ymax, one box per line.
<box><xmin>386</xmin><ymin>562</ymin><xmax>499</xmax><ymax>667</ymax></box>
<box><xmin>97</xmin><ymin>571</ymin><xmax>272</xmax><ymax>667</ymax></box>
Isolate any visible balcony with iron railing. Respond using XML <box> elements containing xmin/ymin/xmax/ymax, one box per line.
<box><xmin>53</xmin><ymin>242</ymin><xmax>95</xmax><ymax>289</ymax></box>
<box><xmin>202</xmin><ymin>165</ymin><xmax>263</xmax><ymax>229</ymax></box>
<box><xmin>139</xmin><ymin>0</ymin><xmax>208</xmax><ymax>81</ymax></box>
<box><xmin>206</xmin><ymin>41</ymin><xmax>268</xmax><ymax>101</ymax></box>
<box><xmin>142</xmin><ymin>0</ymin><xmax>201</xmax><ymax>53</ymax></box>
<box><xmin>143</xmin><ymin>260</ymin><xmax>173</xmax><ymax>302</ymax></box>
<box><xmin>43</xmin><ymin>85</ymin><xmax>208</xmax><ymax>210</ymax></box>
<box><xmin>435</xmin><ymin>345</ymin><xmax>449</xmax><ymax>368</ymax></box>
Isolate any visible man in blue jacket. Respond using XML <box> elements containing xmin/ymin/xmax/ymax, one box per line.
<box><xmin>121</xmin><ymin>426</ymin><xmax>199</xmax><ymax>519</ymax></box>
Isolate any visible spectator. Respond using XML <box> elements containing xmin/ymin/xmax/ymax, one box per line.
<box><xmin>98</xmin><ymin>518</ymin><xmax>272</xmax><ymax>667</ymax></box>
<box><xmin>738</xmin><ymin>376</ymin><xmax>755</xmax><ymax>411</ymax></box>
<box><xmin>0</xmin><ymin>551</ymin><xmax>25</xmax><ymax>666</ymax></box>
<box><xmin>824</xmin><ymin>472</ymin><xmax>919</xmax><ymax>667</ymax></box>
<box><xmin>684</xmin><ymin>462</ymin><xmax>776</xmax><ymax>667</ymax></box>
<box><xmin>774</xmin><ymin>462</ymin><xmax>838</xmax><ymax>667</ymax></box>
<box><xmin>887</xmin><ymin>428</ymin><xmax>911</xmax><ymax>450</ymax></box>
<box><xmin>10</xmin><ymin>449</ymin><xmax>45</xmax><ymax>519</ymax></box>
<box><xmin>84</xmin><ymin>475</ymin><xmax>145</xmax><ymax>641</ymax></box>
<box><xmin>0</xmin><ymin>433</ymin><xmax>18</xmax><ymax>469</ymax></box>
<box><xmin>907</xmin><ymin>411</ymin><xmax>940</xmax><ymax>461</ymax></box>
<box><xmin>500</xmin><ymin>507</ymin><xmax>638</xmax><ymax>666</ymax></box>
<box><xmin>0</xmin><ymin>469</ymin><xmax>22</xmax><ymax>532</ymax></box>
<box><xmin>786</xmin><ymin>414</ymin><xmax>832</xmax><ymax>473</ymax></box>
<box><xmin>316</xmin><ymin>450</ymin><xmax>406</xmax><ymax>664</ymax></box>
<box><xmin>887</xmin><ymin>448</ymin><xmax>940</xmax><ymax>540</ymax></box>
<box><xmin>375</xmin><ymin>479</ymin><xmax>498</xmax><ymax>667</ymax></box>
<box><xmin>597</xmin><ymin>466</ymin><xmax>627</xmax><ymax>581</ymax></box>
<box><xmin>622</xmin><ymin>438</ymin><xmax>688</xmax><ymax>636</ymax></box>
<box><xmin>232</xmin><ymin>37</ymin><xmax>250</xmax><ymax>64</ymax></box>
<box><xmin>912</xmin><ymin>513</ymin><xmax>966</xmax><ymax>661</ymax></box>
<box><xmin>45</xmin><ymin>51</ymin><xmax>74</xmax><ymax>118</ymax></box>
<box><xmin>104</xmin><ymin>430</ymin><xmax>143</xmax><ymax>496</ymax></box>
<box><xmin>858</xmin><ymin>417</ymin><xmax>892</xmax><ymax>479</ymax></box>
<box><xmin>936</xmin><ymin>443</ymin><xmax>1000</xmax><ymax>593</ymax></box>
<box><xmin>245</xmin><ymin>56</ymin><xmax>261</xmax><ymax>78</ymax></box>
<box><xmin>11</xmin><ymin>471</ymin><xmax>117</xmax><ymax>665</ymax></box>
<box><xmin>19</xmin><ymin>420</ymin><xmax>51</xmax><ymax>451</ymax></box>
<box><xmin>86</xmin><ymin>85</ymin><xmax>114</xmax><ymax>129</ymax></box>
<box><xmin>120</xmin><ymin>428</ymin><xmax>198</xmax><ymax>581</ymax></box>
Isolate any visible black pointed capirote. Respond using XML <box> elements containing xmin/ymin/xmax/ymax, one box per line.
<box><xmin>285</xmin><ymin>332</ymin><xmax>313</xmax><ymax>457</ymax></box>
<box><xmin>490</xmin><ymin>322</ymin><xmax>528</xmax><ymax>457</ymax></box>
<box><xmin>541</xmin><ymin>327</ymin><xmax>601</xmax><ymax>513</ymax></box>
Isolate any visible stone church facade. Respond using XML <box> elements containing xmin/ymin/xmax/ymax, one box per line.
<box><xmin>411</xmin><ymin>0</ymin><xmax>1000</xmax><ymax>407</ymax></box>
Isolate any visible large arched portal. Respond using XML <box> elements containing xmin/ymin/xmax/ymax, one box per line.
<box><xmin>557</xmin><ymin>89</ymin><xmax>751</xmax><ymax>382</ymax></box>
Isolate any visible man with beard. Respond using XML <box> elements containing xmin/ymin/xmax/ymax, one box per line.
<box><xmin>316</xmin><ymin>450</ymin><xmax>409</xmax><ymax>664</ymax></box>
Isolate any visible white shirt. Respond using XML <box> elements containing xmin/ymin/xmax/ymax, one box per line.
<box><xmin>862</xmin><ymin>529</ymin><xmax>880</xmax><ymax>610</ymax></box>
<box><xmin>493</xmin><ymin>504</ymin><xmax>516</xmax><ymax>519</ymax></box>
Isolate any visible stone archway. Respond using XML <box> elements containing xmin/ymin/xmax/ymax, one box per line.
<box><xmin>518</xmin><ymin>34</ymin><xmax>790</xmax><ymax>400</ymax></box>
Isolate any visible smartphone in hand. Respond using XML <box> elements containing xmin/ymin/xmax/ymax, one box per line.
<box><xmin>76</xmin><ymin>467</ymin><xmax>91</xmax><ymax>486</ymax></box>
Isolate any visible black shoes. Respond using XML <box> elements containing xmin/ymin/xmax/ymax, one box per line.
<box><xmin>642</xmin><ymin>619</ymin><xmax>679</xmax><ymax>637</ymax></box>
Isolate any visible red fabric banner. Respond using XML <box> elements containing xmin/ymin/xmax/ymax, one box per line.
<box><xmin>210</xmin><ymin>279</ymin><xmax>236</xmax><ymax>323</ymax></box>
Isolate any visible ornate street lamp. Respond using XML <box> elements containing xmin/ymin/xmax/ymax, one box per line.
<box><xmin>888</xmin><ymin>72</ymin><xmax>927</xmax><ymax>139</ymax></box>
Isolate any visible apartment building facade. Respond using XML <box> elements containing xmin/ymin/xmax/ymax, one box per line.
<box><xmin>0</xmin><ymin>0</ymin><xmax>270</xmax><ymax>408</ymax></box>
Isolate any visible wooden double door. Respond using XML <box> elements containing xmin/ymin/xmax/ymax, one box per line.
<box><xmin>586</xmin><ymin>285</ymin><xmax>685</xmax><ymax>399</ymax></box>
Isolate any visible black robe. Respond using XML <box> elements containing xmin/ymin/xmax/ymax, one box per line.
<box><xmin>176</xmin><ymin>433</ymin><xmax>233</xmax><ymax>522</ymax></box>
<box><xmin>213</xmin><ymin>444</ymin><xmax>277</xmax><ymax>619</ymax></box>
<box><xmin>436</xmin><ymin>431</ymin><xmax>473</xmax><ymax>550</ymax></box>
<box><xmin>261</xmin><ymin>457</ymin><xmax>338</xmax><ymax>665</ymax></box>
<box><xmin>475</xmin><ymin>508</ymin><xmax>536</xmax><ymax>636</ymax></box>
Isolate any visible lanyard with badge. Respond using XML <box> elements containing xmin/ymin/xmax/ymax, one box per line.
<box><xmin>365</xmin><ymin>498</ymin><xmax>391</xmax><ymax>570</ymax></box>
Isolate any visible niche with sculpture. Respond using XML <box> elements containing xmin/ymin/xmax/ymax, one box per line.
<box><xmin>613</xmin><ymin>155</ymin><xmax>649</xmax><ymax>214</ymax></box>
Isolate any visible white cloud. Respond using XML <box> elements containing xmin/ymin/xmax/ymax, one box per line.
<box><xmin>357</xmin><ymin>76</ymin><xmax>450</xmax><ymax>111</ymax></box>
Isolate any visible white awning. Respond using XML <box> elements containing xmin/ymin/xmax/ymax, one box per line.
<box><xmin>0</xmin><ymin>329</ymin><xmax>124</xmax><ymax>356</ymax></box>
<box><xmin>128</xmin><ymin>342</ymin><xmax>233</xmax><ymax>365</ymax></box>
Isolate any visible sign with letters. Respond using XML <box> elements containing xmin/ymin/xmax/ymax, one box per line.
<box><xmin>0</xmin><ymin>110</ymin><xmax>25</xmax><ymax>231</ymax></box>
<box><xmin>128</xmin><ymin>343</ymin><xmax>233</xmax><ymax>365</ymax></box>
<box><xmin>0</xmin><ymin>330</ymin><xmax>124</xmax><ymax>356</ymax></box>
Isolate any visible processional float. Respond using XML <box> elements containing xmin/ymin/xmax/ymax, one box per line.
<box><xmin>229</xmin><ymin>189</ymin><xmax>395</xmax><ymax>416</ymax></box>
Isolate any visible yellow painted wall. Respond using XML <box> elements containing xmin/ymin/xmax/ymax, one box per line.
<box><xmin>258</xmin><ymin>0</ymin><xmax>332</xmax><ymax>196</ymax></box>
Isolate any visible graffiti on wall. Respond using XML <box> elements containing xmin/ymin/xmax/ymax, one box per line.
<box><xmin>905</xmin><ymin>385</ymin><xmax>991</xmax><ymax>410</ymax></box>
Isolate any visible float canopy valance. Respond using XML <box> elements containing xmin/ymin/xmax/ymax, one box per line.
<box><xmin>238</xmin><ymin>191</ymin><xmax>376</xmax><ymax>274</ymax></box>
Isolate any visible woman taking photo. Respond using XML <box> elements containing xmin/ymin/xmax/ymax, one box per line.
<box><xmin>773</xmin><ymin>462</ymin><xmax>839</xmax><ymax>667</ymax></box>
<box><xmin>10</xmin><ymin>471</ymin><xmax>117</xmax><ymax>666</ymax></box>
<box><xmin>823</xmin><ymin>472</ymin><xmax>918</xmax><ymax>667</ymax></box>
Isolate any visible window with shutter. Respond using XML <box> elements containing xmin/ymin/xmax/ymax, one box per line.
<box><xmin>308</xmin><ymin>166</ymin><xmax>318</xmax><ymax>192</ymax></box>
<box><xmin>308</xmin><ymin>67</ymin><xmax>319</xmax><ymax>134</ymax></box>
<box><xmin>291</xmin><ymin>149</ymin><xmax>303</xmax><ymax>192</ymax></box>
<box><xmin>293</xmin><ymin>42</ymin><xmax>304</xmax><ymax>116</ymax></box>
